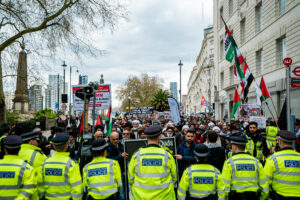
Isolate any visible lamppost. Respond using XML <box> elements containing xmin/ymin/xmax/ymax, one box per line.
<box><xmin>89</xmin><ymin>81</ymin><xmax>99</xmax><ymax>133</ymax></box>
<box><xmin>128</xmin><ymin>97</ymin><xmax>131</xmax><ymax>113</ymax></box>
<box><xmin>61</xmin><ymin>61</ymin><xmax>67</xmax><ymax>94</ymax></box>
<box><xmin>69</xmin><ymin>66</ymin><xmax>79</xmax><ymax>117</ymax></box>
<box><xmin>178</xmin><ymin>60</ymin><xmax>183</xmax><ymax>106</ymax></box>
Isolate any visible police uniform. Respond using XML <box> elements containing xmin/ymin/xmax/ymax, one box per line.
<box><xmin>128</xmin><ymin>125</ymin><xmax>177</xmax><ymax>200</ymax></box>
<box><xmin>222</xmin><ymin>136</ymin><xmax>269</xmax><ymax>200</ymax></box>
<box><xmin>178</xmin><ymin>144</ymin><xmax>225</xmax><ymax>200</ymax></box>
<box><xmin>37</xmin><ymin>132</ymin><xmax>83</xmax><ymax>200</ymax></box>
<box><xmin>264</xmin><ymin>130</ymin><xmax>300</xmax><ymax>199</ymax></box>
<box><xmin>0</xmin><ymin>135</ymin><xmax>36</xmax><ymax>199</ymax></box>
<box><xmin>266</xmin><ymin>126</ymin><xmax>279</xmax><ymax>146</ymax></box>
<box><xmin>83</xmin><ymin>139</ymin><xmax>122</xmax><ymax>200</ymax></box>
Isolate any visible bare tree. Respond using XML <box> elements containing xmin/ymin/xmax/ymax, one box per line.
<box><xmin>0</xmin><ymin>0</ymin><xmax>128</xmax><ymax>122</ymax></box>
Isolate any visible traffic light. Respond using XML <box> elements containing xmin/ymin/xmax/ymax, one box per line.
<box><xmin>75</xmin><ymin>86</ymin><xmax>94</xmax><ymax>100</ymax></box>
<box><xmin>61</xmin><ymin>94</ymin><xmax>68</xmax><ymax>103</ymax></box>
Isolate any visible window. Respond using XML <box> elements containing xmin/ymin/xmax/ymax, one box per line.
<box><xmin>240</xmin><ymin>18</ymin><xmax>246</xmax><ymax>43</ymax></box>
<box><xmin>210</xmin><ymin>40</ymin><xmax>214</xmax><ymax>45</ymax></box>
<box><xmin>229</xmin><ymin>66</ymin><xmax>234</xmax><ymax>85</ymax></box>
<box><xmin>256</xmin><ymin>3</ymin><xmax>262</xmax><ymax>31</ymax></box>
<box><xmin>208</xmin><ymin>69</ymin><xmax>211</xmax><ymax>76</ymax></box>
<box><xmin>256</xmin><ymin>49</ymin><xmax>263</xmax><ymax>74</ymax></box>
<box><xmin>229</xmin><ymin>0</ymin><xmax>233</xmax><ymax>16</ymax></box>
<box><xmin>219</xmin><ymin>7</ymin><xmax>223</xmax><ymax>29</ymax></box>
<box><xmin>277</xmin><ymin>37</ymin><xmax>286</xmax><ymax>66</ymax></box>
<box><xmin>278</xmin><ymin>0</ymin><xmax>286</xmax><ymax>15</ymax></box>
<box><xmin>220</xmin><ymin>40</ymin><xmax>224</xmax><ymax>60</ymax></box>
<box><xmin>221</xmin><ymin>72</ymin><xmax>224</xmax><ymax>88</ymax></box>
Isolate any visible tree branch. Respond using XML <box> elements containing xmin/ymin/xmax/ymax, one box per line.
<box><xmin>35</xmin><ymin>0</ymin><xmax>49</xmax><ymax>15</ymax></box>
<box><xmin>0</xmin><ymin>0</ymin><xmax>73</xmax><ymax>52</ymax></box>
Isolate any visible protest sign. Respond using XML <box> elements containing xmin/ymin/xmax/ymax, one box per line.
<box><xmin>249</xmin><ymin>116</ymin><xmax>266</xmax><ymax>128</ymax></box>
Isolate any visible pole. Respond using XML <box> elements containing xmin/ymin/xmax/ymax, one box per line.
<box><xmin>178</xmin><ymin>60</ymin><xmax>183</xmax><ymax>106</ymax></box>
<box><xmin>265</xmin><ymin>101</ymin><xmax>279</xmax><ymax>128</ymax></box>
<box><xmin>286</xmin><ymin>67</ymin><xmax>291</xmax><ymax>131</ymax></box>
<box><xmin>57</xmin><ymin>73</ymin><xmax>60</xmax><ymax>112</ymax></box>
<box><xmin>92</xmin><ymin>91</ymin><xmax>96</xmax><ymax>133</ymax></box>
<box><xmin>129</xmin><ymin>98</ymin><xmax>131</xmax><ymax>113</ymax></box>
<box><xmin>69</xmin><ymin>66</ymin><xmax>72</xmax><ymax>126</ymax></box>
<box><xmin>83</xmin><ymin>96</ymin><xmax>89</xmax><ymax>134</ymax></box>
<box><xmin>63</xmin><ymin>68</ymin><xmax>66</xmax><ymax>94</ymax></box>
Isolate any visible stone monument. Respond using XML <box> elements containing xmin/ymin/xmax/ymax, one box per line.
<box><xmin>13</xmin><ymin>43</ymin><xmax>29</xmax><ymax>113</ymax></box>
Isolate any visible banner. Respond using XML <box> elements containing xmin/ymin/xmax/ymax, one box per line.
<box><xmin>238</xmin><ymin>104</ymin><xmax>262</xmax><ymax>121</ymax></box>
<box><xmin>132</xmin><ymin>107</ymin><xmax>153</xmax><ymax>115</ymax></box>
<box><xmin>168</xmin><ymin>97</ymin><xmax>180</xmax><ymax>125</ymax></box>
<box><xmin>72</xmin><ymin>84</ymin><xmax>111</xmax><ymax>111</ymax></box>
<box><xmin>249</xmin><ymin>116</ymin><xmax>266</xmax><ymax>128</ymax></box>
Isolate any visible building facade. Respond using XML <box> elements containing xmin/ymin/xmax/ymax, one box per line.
<box><xmin>213</xmin><ymin>0</ymin><xmax>300</xmax><ymax>120</ymax></box>
<box><xmin>79</xmin><ymin>75</ymin><xmax>88</xmax><ymax>85</ymax></box>
<box><xmin>186</xmin><ymin>26</ymin><xmax>216</xmax><ymax>115</ymax></box>
<box><xmin>46</xmin><ymin>75</ymin><xmax>68</xmax><ymax>111</ymax></box>
<box><xmin>28</xmin><ymin>85</ymin><xmax>43</xmax><ymax>111</ymax></box>
<box><xmin>170</xmin><ymin>82</ymin><xmax>178</xmax><ymax>101</ymax></box>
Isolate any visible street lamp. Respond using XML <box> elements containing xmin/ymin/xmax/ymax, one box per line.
<box><xmin>178</xmin><ymin>60</ymin><xmax>183</xmax><ymax>106</ymax></box>
<box><xmin>128</xmin><ymin>97</ymin><xmax>131</xmax><ymax>113</ymax></box>
<box><xmin>69</xmin><ymin>66</ymin><xmax>79</xmax><ymax>117</ymax></box>
<box><xmin>61</xmin><ymin>61</ymin><xmax>67</xmax><ymax>94</ymax></box>
<box><xmin>89</xmin><ymin>81</ymin><xmax>99</xmax><ymax>133</ymax></box>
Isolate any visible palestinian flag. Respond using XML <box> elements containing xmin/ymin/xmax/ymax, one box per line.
<box><xmin>260</xmin><ymin>76</ymin><xmax>270</xmax><ymax>102</ymax></box>
<box><xmin>231</xmin><ymin>88</ymin><xmax>241</xmax><ymax>119</ymax></box>
<box><xmin>242</xmin><ymin>62</ymin><xmax>254</xmax><ymax>100</ymax></box>
<box><xmin>79</xmin><ymin>112</ymin><xmax>84</xmax><ymax>136</ymax></box>
<box><xmin>95</xmin><ymin>115</ymin><xmax>102</xmax><ymax>126</ymax></box>
<box><xmin>104</xmin><ymin>104</ymin><xmax>112</xmax><ymax>136</ymax></box>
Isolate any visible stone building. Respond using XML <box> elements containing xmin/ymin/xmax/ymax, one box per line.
<box><xmin>213</xmin><ymin>0</ymin><xmax>300</xmax><ymax>120</ymax></box>
<box><xmin>186</xmin><ymin>26</ymin><xmax>216</xmax><ymax>114</ymax></box>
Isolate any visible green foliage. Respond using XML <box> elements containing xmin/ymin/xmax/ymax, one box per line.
<box><xmin>6</xmin><ymin>112</ymin><xmax>20</xmax><ymax>124</ymax></box>
<box><xmin>150</xmin><ymin>89</ymin><xmax>171</xmax><ymax>112</ymax></box>
<box><xmin>34</xmin><ymin>108</ymin><xmax>57</xmax><ymax>119</ymax></box>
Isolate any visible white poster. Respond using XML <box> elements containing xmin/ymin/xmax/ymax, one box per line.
<box><xmin>249</xmin><ymin>116</ymin><xmax>266</xmax><ymax>128</ymax></box>
<box><xmin>72</xmin><ymin>84</ymin><xmax>111</xmax><ymax>111</ymax></box>
<box><xmin>168</xmin><ymin>98</ymin><xmax>180</xmax><ymax>125</ymax></box>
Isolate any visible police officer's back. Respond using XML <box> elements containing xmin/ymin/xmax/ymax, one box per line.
<box><xmin>37</xmin><ymin>132</ymin><xmax>83</xmax><ymax>200</ymax></box>
<box><xmin>0</xmin><ymin>135</ymin><xmax>36</xmax><ymax>199</ymax></box>
<box><xmin>264</xmin><ymin>130</ymin><xmax>300</xmax><ymax>199</ymax></box>
<box><xmin>83</xmin><ymin>139</ymin><xmax>122</xmax><ymax>200</ymax></box>
<box><xmin>128</xmin><ymin>125</ymin><xmax>177</xmax><ymax>200</ymax></box>
<box><xmin>178</xmin><ymin>144</ymin><xmax>225</xmax><ymax>200</ymax></box>
<box><xmin>222</xmin><ymin>135</ymin><xmax>269</xmax><ymax>200</ymax></box>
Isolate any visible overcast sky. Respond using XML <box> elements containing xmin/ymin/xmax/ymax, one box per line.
<box><xmin>9</xmin><ymin>0</ymin><xmax>214</xmax><ymax>108</ymax></box>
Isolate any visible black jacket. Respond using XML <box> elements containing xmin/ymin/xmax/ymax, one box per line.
<box><xmin>206</xmin><ymin>142</ymin><xmax>226</xmax><ymax>172</ymax></box>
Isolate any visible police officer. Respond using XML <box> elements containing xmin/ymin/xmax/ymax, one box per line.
<box><xmin>19</xmin><ymin>131</ymin><xmax>47</xmax><ymax>169</ymax></box>
<box><xmin>128</xmin><ymin>125</ymin><xmax>177</xmax><ymax>200</ymax></box>
<box><xmin>266</xmin><ymin>121</ymin><xmax>279</xmax><ymax>147</ymax></box>
<box><xmin>0</xmin><ymin>125</ymin><xmax>10</xmax><ymax>159</ymax></box>
<box><xmin>83</xmin><ymin>139</ymin><xmax>122</xmax><ymax>200</ymax></box>
<box><xmin>222</xmin><ymin>135</ymin><xmax>269</xmax><ymax>200</ymax></box>
<box><xmin>178</xmin><ymin>144</ymin><xmax>225</xmax><ymax>200</ymax></box>
<box><xmin>0</xmin><ymin>135</ymin><xmax>36</xmax><ymax>199</ymax></box>
<box><xmin>264</xmin><ymin>130</ymin><xmax>300</xmax><ymax>199</ymax></box>
<box><xmin>37</xmin><ymin>132</ymin><xmax>83</xmax><ymax>200</ymax></box>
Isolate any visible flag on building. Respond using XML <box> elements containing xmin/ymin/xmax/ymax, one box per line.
<box><xmin>260</xmin><ymin>76</ymin><xmax>270</xmax><ymax>102</ymax></box>
<box><xmin>104</xmin><ymin>104</ymin><xmax>112</xmax><ymax>136</ymax></box>
<box><xmin>222</xmin><ymin>17</ymin><xmax>254</xmax><ymax>101</ymax></box>
<box><xmin>232</xmin><ymin>88</ymin><xmax>241</xmax><ymax>118</ymax></box>
<box><xmin>201</xmin><ymin>96</ymin><xmax>214</xmax><ymax>113</ymax></box>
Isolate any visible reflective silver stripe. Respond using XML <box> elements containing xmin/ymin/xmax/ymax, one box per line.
<box><xmin>22</xmin><ymin>184</ymin><xmax>35</xmax><ymax>189</ymax></box>
<box><xmin>233</xmin><ymin>177</ymin><xmax>258</xmax><ymax>181</ymax></box>
<box><xmin>71</xmin><ymin>193</ymin><xmax>82</xmax><ymax>198</ymax></box>
<box><xmin>117</xmin><ymin>181</ymin><xmax>122</xmax><ymax>186</ymax></box>
<box><xmin>29</xmin><ymin>150</ymin><xmax>38</xmax><ymax>166</ymax></box>
<box><xmin>46</xmin><ymin>192</ymin><xmax>71</xmax><ymax>197</ymax></box>
<box><xmin>273</xmin><ymin>178</ymin><xmax>300</xmax><ymax>185</ymax></box>
<box><xmin>0</xmin><ymin>164</ymin><xmax>22</xmax><ymax>167</ymax></box>
<box><xmin>262</xmin><ymin>187</ymin><xmax>269</xmax><ymax>192</ymax></box>
<box><xmin>18</xmin><ymin>162</ymin><xmax>27</xmax><ymax>188</ymax></box>
<box><xmin>39</xmin><ymin>192</ymin><xmax>45</xmax><ymax>198</ymax></box>
<box><xmin>223</xmin><ymin>179</ymin><xmax>231</xmax><ymax>184</ymax></box>
<box><xmin>0</xmin><ymin>197</ymin><xmax>16</xmax><ymax>200</ymax></box>
<box><xmin>218</xmin><ymin>190</ymin><xmax>225</xmax><ymax>194</ymax></box>
<box><xmin>20</xmin><ymin>191</ymin><xmax>32</xmax><ymax>198</ymax></box>
<box><xmin>271</xmin><ymin>154</ymin><xmax>279</xmax><ymax>172</ymax></box>
<box><xmin>178</xmin><ymin>186</ymin><xmax>186</xmax><ymax>195</ymax></box>
<box><xmin>177</xmin><ymin>196</ymin><xmax>185</xmax><ymax>200</ymax></box>
<box><xmin>229</xmin><ymin>157</ymin><xmax>235</xmax><ymax>178</ymax></box>
<box><xmin>140</xmin><ymin>153</ymin><xmax>165</xmax><ymax>156</ymax></box>
<box><xmin>219</xmin><ymin>198</ymin><xmax>225</xmax><ymax>200</ymax></box>
<box><xmin>44</xmin><ymin>182</ymin><xmax>68</xmax><ymax>186</ymax></box>
<box><xmin>230</xmin><ymin>157</ymin><xmax>259</xmax><ymax>182</ymax></box>
<box><xmin>189</xmin><ymin>189</ymin><xmax>214</xmax><ymax>195</ymax></box>
<box><xmin>259</xmin><ymin>178</ymin><xmax>267</xmax><ymax>184</ymax></box>
<box><xmin>213</xmin><ymin>167</ymin><xmax>218</xmax><ymax>192</ymax></box>
<box><xmin>89</xmin><ymin>182</ymin><xmax>112</xmax><ymax>187</ymax></box>
<box><xmin>191</xmin><ymin>170</ymin><xmax>215</xmax><ymax>173</ymax></box>
<box><xmin>45</xmin><ymin>162</ymin><xmax>70</xmax><ymax>165</ymax></box>
<box><xmin>231</xmin><ymin>184</ymin><xmax>259</xmax><ymax>190</ymax></box>
<box><xmin>188</xmin><ymin>167</ymin><xmax>192</xmax><ymax>186</ymax></box>
<box><xmin>90</xmin><ymin>188</ymin><xmax>118</xmax><ymax>195</ymax></box>
<box><xmin>0</xmin><ymin>185</ymin><xmax>19</xmax><ymax>189</ymax></box>
<box><xmin>64</xmin><ymin>159</ymin><xmax>72</xmax><ymax>185</ymax></box>
<box><xmin>88</xmin><ymin>161</ymin><xmax>110</xmax><ymax>166</ymax></box>
<box><xmin>71</xmin><ymin>180</ymin><xmax>82</xmax><ymax>187</ymax></box>
<box><xmin>136</xmin><ymin>149</ymin><xmax>169</xmax><ymax>178</ymax></box>
<box><xmin>134</xmin><ymin>181</ymin><xmax>170</xmax><ymax>189</ymax></box>
<box><xmin>277</xmin><ymin>171</ymin><xmax>300</xmax><ymax>176</ymax></box>
<box><xmin>248</xmin><ymin>139</ymin><xmax>252</xmax><ymax>154</ymax></box>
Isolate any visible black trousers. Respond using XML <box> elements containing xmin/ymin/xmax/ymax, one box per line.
<box><xmin>228</xmin><ymin>191</ymin><xmax>259</xmax><ymax>200</ymax></box>
<box><xmin>87</xmin><ymin>195</ymin><xmax>115</xmax><ymax>200</ymax></box>
<box><xmin>273</xmin><ymin>193</ymin><xmax>300</xmax><ymax>200</ymax></box>
<box><xmin>188</xmin><ymin>194</ymin><xmax>217</xmax><ymax>200</ymax></box>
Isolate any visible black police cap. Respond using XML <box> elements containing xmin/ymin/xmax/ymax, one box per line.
<box><xmin>51</xmin><ymin>132</ymin><xmax>69</xmax><ymax>145</ymax></box>
<box><xmin>194</xmin><ymin>144</ymin><xmax>209</xmax><ymax>157</ymax></box>
<box><xmin>91</xmin><ymin>139</ymin><xmax>108</xmax><ymax>152</ymax></box>
<box><xmin>229</xmin><ymin>135</ymin><xmax>248</xmax><ymax>145</ymax></box>
<box><xmin>54</xmin><ymin>127</ymin><xmax>64</xmax><ymax>133</ymax></box>
<box><xmin>278</xmin><ymin>130</ymin><xmax>296</xmax><ymax>143</ymax></box>
<box><xmin>3</xmin><ymin>135</ymin><xmax>22</xmax><ymax>149</ymax></box>
<box><xmin>20</xmin><ymin>131</ymin><xmax>38</xmax><ymax>142</ymax></box>
<box><xmin>144</xmin><ymin>125</ymin><xmax>162</xmax><ymax>137</ymax></box>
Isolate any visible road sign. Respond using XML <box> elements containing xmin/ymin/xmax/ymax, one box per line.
<box><xmin>179</xmin><ymin>105</ymin><xmax>184</xmax><ymax>111</ymax></box>
<box><xmin>290</xmin><ymin>66</ymin><xmax>300</xmax><ymax>87</ymax></box>
<box><xmin>283</xmin><ymin>57</ymin><xmax>292</xmax><ymax>67</ymax></box>
<box><xmin>62</xmin><ymin>103</ymin><xmax>67</xmax><ymax>110</ymax></box>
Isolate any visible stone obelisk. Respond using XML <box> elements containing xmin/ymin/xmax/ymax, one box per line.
<box><xmin>13</xmin><ymin>43</ymin><xmax>29</xmax><ymax>113</ymax></box>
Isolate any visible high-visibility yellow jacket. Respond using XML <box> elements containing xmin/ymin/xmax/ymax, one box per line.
<box><xmin>222</xmin><ymin>152</ymin><xmax>269</xmax><ymax>200</ymax></box>
<box><xmin>245</xmin><ymin>135</ymin><xmax>265</xmax><ymax>162</ymax></box>
<box><xmin>19</xmin><ymin>144</ymin><xmax>47</xmax><ymax>169</ymax></box>
<box><xmin>264</xmin><ymin>148</ymin><xmax>300</xmax><ymax>197</ymax></box>
<box><xmin>37</xmin><ymin>152</ymin><xmax>83</xmax><ymax>200</ymax></box>
<box><xmin>0</xmin><ymin>155</ymin><xmax>36</xmax><ymax>200</ymax></box>
<box><xmin>83</xmin><ymin>156</ymin><xmax>122</xmax><ymax>199</ymax></box>
<box><xmin>266</xmin><ymin>126</ymin><xmax>278</xmax><ymax>146</ymax></box>
<box><xmin>177</xmin><ymin>163</ymin><xmax>225</xmax><ymax>200</ymax></box>
<box><xmin>128</xmin><ymin>145</ymin><xmax>177</xmax><ymax>200</ymax></box>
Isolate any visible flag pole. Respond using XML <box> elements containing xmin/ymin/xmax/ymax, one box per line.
<box><xmin>264</xmin><ymin>101</ymin><xmax>279</xmax><ymax>128</ymax></box>
<box><xmin>269</xmin><ymin>97</ymin><xmax>279</xmax><ymax>118</ymax></box>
